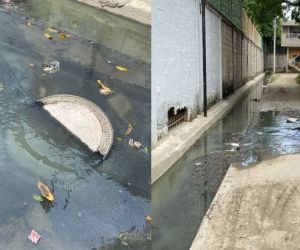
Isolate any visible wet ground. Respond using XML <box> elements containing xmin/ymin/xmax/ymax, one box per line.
<box><xmin>0</xmin><ymin>0</ymin><xmax>150</xmax><ymax>249</ymax></box>
<box><xmin>152</xmin><ymin>80</ymin><xmax>300</xmax><ymax>250</ymax></box>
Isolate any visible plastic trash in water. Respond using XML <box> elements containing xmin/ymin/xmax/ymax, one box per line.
<box><xmin>28</xmin><ymin>229</ymin><xmax>41</xmax><ymax>244</ymax></box>
<box><xmin>43</xmin><ymin>61</ymin><xmax>60</xmax><ymax>74</ymax></box>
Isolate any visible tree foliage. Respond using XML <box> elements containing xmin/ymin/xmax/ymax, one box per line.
<box><xmin>243</xmin><ymin>0</ymin><xmax>300</xmax><ymax>37</ymax></box>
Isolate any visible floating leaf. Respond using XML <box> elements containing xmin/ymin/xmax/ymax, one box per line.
<box><xmin>96</xmin><ymin>80</ymin><xmax>112</xmax><ymax>95</ymax></box>
<box><xmin>44</xmin><ymin>33</ymin><xmax>52</xmax><ymax>40</ymax></box>
<box><xmin>37</xmin><ymin>181</ymin><xmax>54</xmax><ymax>202</ymax></box>
<box><xmin>46</xmin><ymin>27</ymin><xmax>59</xmax><ymax>33</ymax></box>
<box><xmin>143</xmin><ymin>146</ymin><xmax>149</xmax><ymax>153</ymax></box>
<box><xmin>116</xmin><ymin>136</ymin><xmax>123</xmax><ymax>141</ymax></box>
<box><xmin>116</xmin><ymin>66</ymin><xmax>128</xmax><ymax>72</ymax></box>
<box><xmin>32</xmin><ymin>194</ymin><xmax>43</xmax><ymax>202</ymax></box>
<box><xmin>124</xmin><ymin>123</ymin><xmax>133</xmax><ymax>136</ymax></box>
<box><xmin>146</xmin><ymin>215</ymin><xmax>152</xmax><ymax>224</ymax></box>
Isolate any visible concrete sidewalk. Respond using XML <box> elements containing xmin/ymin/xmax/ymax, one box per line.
<box><xmin>152</xmin><ymin>74</ymin><xmax>265</xmax><ymax>184</ymax></box>
<box><xmin>262</xmin><ymin>73</ymin><xmax>300</xmax><ymax>111</ymax></box>
<box><xmin>76</xmin><ymin>0</ymin><xmax>151</xmax><ymax>25</ymax></box>
<box><xmin>190</xmin><ymin>154</ymin><xmax>300</xmax><ymax>250</ymax></box>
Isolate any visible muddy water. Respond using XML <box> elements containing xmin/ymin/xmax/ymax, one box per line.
<box><xmin>0</xmin><ymin>0</ymin><xmax>150</xmax><ymax>249</ymax></box>
<box><xmin>152</xmin><ymin>81</ymin><xmax>270</xmax><ymax>250</ymax></box>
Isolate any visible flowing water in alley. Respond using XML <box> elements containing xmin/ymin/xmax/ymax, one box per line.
<box><xmin>0</xmin><ymin>0</ymin><xmax>150</xmax><ymax>249</ymax></box>
<box><xmin>152</xmin><ymin>79</ymin><xmax>300</xmax><ymax>250</ymax></box>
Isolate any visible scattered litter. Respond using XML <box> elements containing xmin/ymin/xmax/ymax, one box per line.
<box><xmin>143</xmin><ymin>146</ymin><xmax>149</xmax><ymax>153</ymax></box>
<box><xmin>96</xmin><ymin>80</ymin><xmax>112</xmax><ymax>95</ymax></box>
<box><xmin>124</xmin><ymin>122</ymin><xmax>133</xmax><ymax>136</ymax></box>
<box><xmin>229</xmin><ymin>143</ymin><xmax>240</xmax><ymax>148</ymax></box>
<box><xmin>32</xmin><ymin>194</ymin><xmax>44</xmax><ymax>202</ymax></box>
<box><xmin>43</xmin><ymin>61</ymin><xmax>60</xmax><ymax>74</ymax></box>
<box><xmin>44</xmin><ymin>33</ymin><xmax>52</xmax><ymax>40</ymax></box>
<box><xmin>116</xmin><ymin>66</ymin><xmax>128</xmax><ymax>72</ymax></box>
<box><xmin>256</xmin><ymin>132</ymin><xmax>263</xmax><ymax>135</ymax></box>
<box><xmin>29</xmin><ymin>63</ymin><xmax>35</xmax><ymax>68</ymax></box>
<box><xmin>129</xmin><ymin>139</ymin><xmax>142</xmax><ymax>149</ymax></box>
<box><xmin>146</xmin><ymin>215</ymin><xmax>152</xmax><ymax>224</ymax></box>
<box><xmin>58</xmin><ymin>32</ymin><xmax>71</xmax><ymax>39</ymax></box>
<box><xmin>46</xmin><ymin>27</ymin><xmax>59</xmax><ymax>33</ymax></box>
<box><xmin>287</xmin><ymin>116</ymin><xmax>298</xmax><ymax>123</ymax></box>
<box><xmin>119</xmin><ymin>233</ymin><xmax>129</xmax><ymax>246</ymax></box>
<box><xmin>106</xmin><ymin>60</ymin><xmax>112</xmax><ymax>64</ymax></box>
<box><xmin>28</xmin><ymin>229</ymin><xmax>41</xmax><ymax>244</ymax></box>
<box><xmin>37</xmin><ymin>181</ymin><xmax>54</xmax><ymax>202</ymax></box>
<box><xmin>195</xmin><ymin>162</ymin><xmax>202</xmax><ymax>166</ymax></box>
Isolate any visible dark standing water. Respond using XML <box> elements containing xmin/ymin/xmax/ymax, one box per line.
<box><xmin>0</xmin><ymin>0</ymin><xmax>150</xmax><ymax>249</ymax></box>
<box><xmin>152</xmin><ymin>80</ymin><xmax>300</xmax><ymax>250</ymax></box>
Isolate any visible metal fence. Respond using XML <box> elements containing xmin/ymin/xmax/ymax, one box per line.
<box><xmin>209</xmin><ymin>0</ymin><xmax>242</xmax><ymax>30</ymax></box>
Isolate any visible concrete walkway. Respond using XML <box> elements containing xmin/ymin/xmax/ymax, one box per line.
<box><xmin>191</xmin><ymin>73</ymin><xmax>300</xmax><ymax>249</ymax></box>
<box><xmin>262</xmin><ymin>73</ymin><xmax>300</xmax><ymax>111</ymax></box>
<box><xmin>76</xmin><ymin>0</ymin><xmax>151</xmax><ymax>25</ymax></box>
<box><xmin>190</xmin><ymin>154</ymin><xmax>300</xmax><ymax>250</ymax></box>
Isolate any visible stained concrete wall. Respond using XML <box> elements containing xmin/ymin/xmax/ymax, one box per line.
<box><xmin>152</xmin><ymin>1</ymin><xmax>263</xmax><ymax>146</ymax></box>
<box><xmin>152</xmin><ymin>0</ymin><xmax>203</xmax><ymax>145</ymax></box>
<box><xmin>264</xmin><ymin>54</ymin><xmax>287</xmax><ymax>72</ymax></box>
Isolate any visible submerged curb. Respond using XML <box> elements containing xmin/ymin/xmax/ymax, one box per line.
<box><xmin>152</xmin><ymin>74</ymin><xmax>265</xmax><ymax>184</ymax></box>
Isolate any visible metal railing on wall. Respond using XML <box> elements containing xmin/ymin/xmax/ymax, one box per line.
<box><xmin>209</xmin><ymin>0</ymin><xmax>242</xmax><ymax>30</ymax></box>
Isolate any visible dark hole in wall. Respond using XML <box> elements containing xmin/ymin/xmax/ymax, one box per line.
<box><xmin>168</xmin><ymin>107</ymin><xmax>187</xmax><ymax>131</ymax></box>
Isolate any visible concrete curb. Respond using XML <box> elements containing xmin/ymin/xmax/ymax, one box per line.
<box><xmin>151</xmin><ymin>73</ymin><xmax>265</xmax><ymax>184</ymax></box>
<box><xmin>75</xmin><ymin>0</ymin><xmax>151</xmax><ymax>26</ymax></box>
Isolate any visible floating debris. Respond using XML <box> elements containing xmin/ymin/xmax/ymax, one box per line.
<box><xmin>287</xmin><ymin>116</ymin><xmax>298</xmax><ymax>123</ymax></box>
<box><xmin>28</xmin><ymin>229</ymin><xmax>41</xmax><ymax>244</ymax></box>
<box><xmin>43</xmin><ymin>61</ymin><xmax>60</xmax><ymax>74</ymax></box>
<box><xmin>116</xmin><ymin>66</ymin><xmax>128</xmax><ymax>72</ymax></box>
<box><xmin>46</xmin><ymin>27</ymin><xmax>59</xmax><ymax>33</ymax></box>
<box><xmin>124</xmin><ymin>122</ymin><xmax>133</xmax><ymax>136</ymax></box>
<box><xmin>29</xmin><ymin>63</ymin><xmax>35</xmax><ymax>68</ymax></box>
<box><xmin>58</xmin><ymin>32</ymin><xmax>71</xmax><ymax>39</ymax></box>
<box><xmin>119</xmin><ymin>233</ymin><xmax>129</xmax><ymax>246</ymax></box>
<box><xmin>195</xmin><ymin>162</ymin><xmax>202</xmax><ymax>166</ymax></box>
<box><xmin>129</xmin><ymin>139</ymin><xmax>142</xmax><ymax>149</ymax></box>
<box><xmin>116</xmin><ymin>136</ymin><xmax>123</xmax><ymax>141</ymax></box>
<box><xmin>32</xmin><ymin>194</ymin><xmax>44</xmax><ymax>202</ymax></box>
<box><xmin>44</xmin><ymin>33</ymin><xmax>52</xmax><ymax>40</ymax></box>
<box><xmin>96</xmin><ymin>80</ymin><xmax>112</xmax><ymax>95</ymax></box>
<box><xmin>37</xmin><ymin>181</ymin><xmax>54</xmax><ymax>202</ymax></box>
<box><xmin>146</xmin><ymin>215</ymin><xmax>152</xmax><ymax>224</ymax></box>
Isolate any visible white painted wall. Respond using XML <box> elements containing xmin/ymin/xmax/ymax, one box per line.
<box><xmin>152</xmin><ymin>0</ymin><xmax>203</xmax><ymax>146</ymax></box>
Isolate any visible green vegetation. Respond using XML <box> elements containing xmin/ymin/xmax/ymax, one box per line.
<box><xmin>243</xmin><ymin>0</ymin><xmax>300</xmax><ymax>37</ymax></box>
<box><xmin>296</xmin><ymin>74</ymin><xmax>300</xmax><ymax>84</ymax></box>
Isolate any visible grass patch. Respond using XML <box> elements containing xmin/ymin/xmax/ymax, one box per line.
<box><xmin>296</xmin><ymin>74</ymin><xmax>300</xmax><ymax>84</ymax></box>
<box><xmin>270</xmin><ymin>73</ymin><xmax>278</xmax><ymax>83</ymax></box>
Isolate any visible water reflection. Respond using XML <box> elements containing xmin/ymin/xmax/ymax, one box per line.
<box><xmin>0</xmin><ymin>0</ymin><xmax>150</xmax><ymax>249</ymax></box>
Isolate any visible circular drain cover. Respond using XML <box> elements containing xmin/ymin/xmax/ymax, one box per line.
<box><xmin>37</xmin><ymin>94</ymin><xmax>113</xmax><ymax>159</ymax></box>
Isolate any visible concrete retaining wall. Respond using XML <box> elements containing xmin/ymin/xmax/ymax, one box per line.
<box><xmin>152</xmin><ymin>0</ymin><xmax>264</xmax><ymax>146</ymax></box>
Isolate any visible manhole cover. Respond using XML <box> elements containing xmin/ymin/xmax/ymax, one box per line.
<box><xmin>37</xmin><ymin>94</ymin><xmax>113</xmax><ymax>159</ymax></box>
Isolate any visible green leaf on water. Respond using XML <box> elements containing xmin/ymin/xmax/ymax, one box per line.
<box><xmin>116</xmin><ymin>136</ymin><xmax>123</xmax><ymax>141</ymax></box>
<box><xmin>32</xmin><ymin>194</ymin><xmax>44</xmax><ymax>202</ymax></box>
<box><xmin>144</xmin><ymin>146</ymin><xmax>149</xmax><ymax>153</ymax></box>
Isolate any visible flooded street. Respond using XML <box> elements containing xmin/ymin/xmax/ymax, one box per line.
<box><xmin>152</xmin><ymin>79</ymin><xmax>300</xmax><ymax>250</ymax></box>
<box><xmin>0</xmin><ymin>0</ymin><xmax>150</xmax><ymax>249</ymax></box>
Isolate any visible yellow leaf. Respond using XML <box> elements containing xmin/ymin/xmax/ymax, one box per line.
<box><xmin>58</xmin><ymin>33</ymin><xmax>67</xmax><ymax>39</ymax></box>
<box><xmin>116</xmin><ymin>66</ymin><xmax>128</xmax><ymax>72</ymax></box>
<box><xmin>46</xmin><ymin>27</ymin><xmax>59</xmax><ymax>33</ymax></box>
<box><xmin>124</xmin><ymin>123</ymin><xmax>133</xmax><ymax>136</ymax></box>
<box><xmin>44</xmin><ymin>33</ymin><xmax>52</xmax><ymax>40</ymax></box>
<box><xmin>96</xmin><ymin>80</ymin><xmax>112</xmax><ymax>95</ymax></box>
<box><xmin>37</xmin><ymin>181</ymin><xmax>54</xmax><ymax>202</ymax></box>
